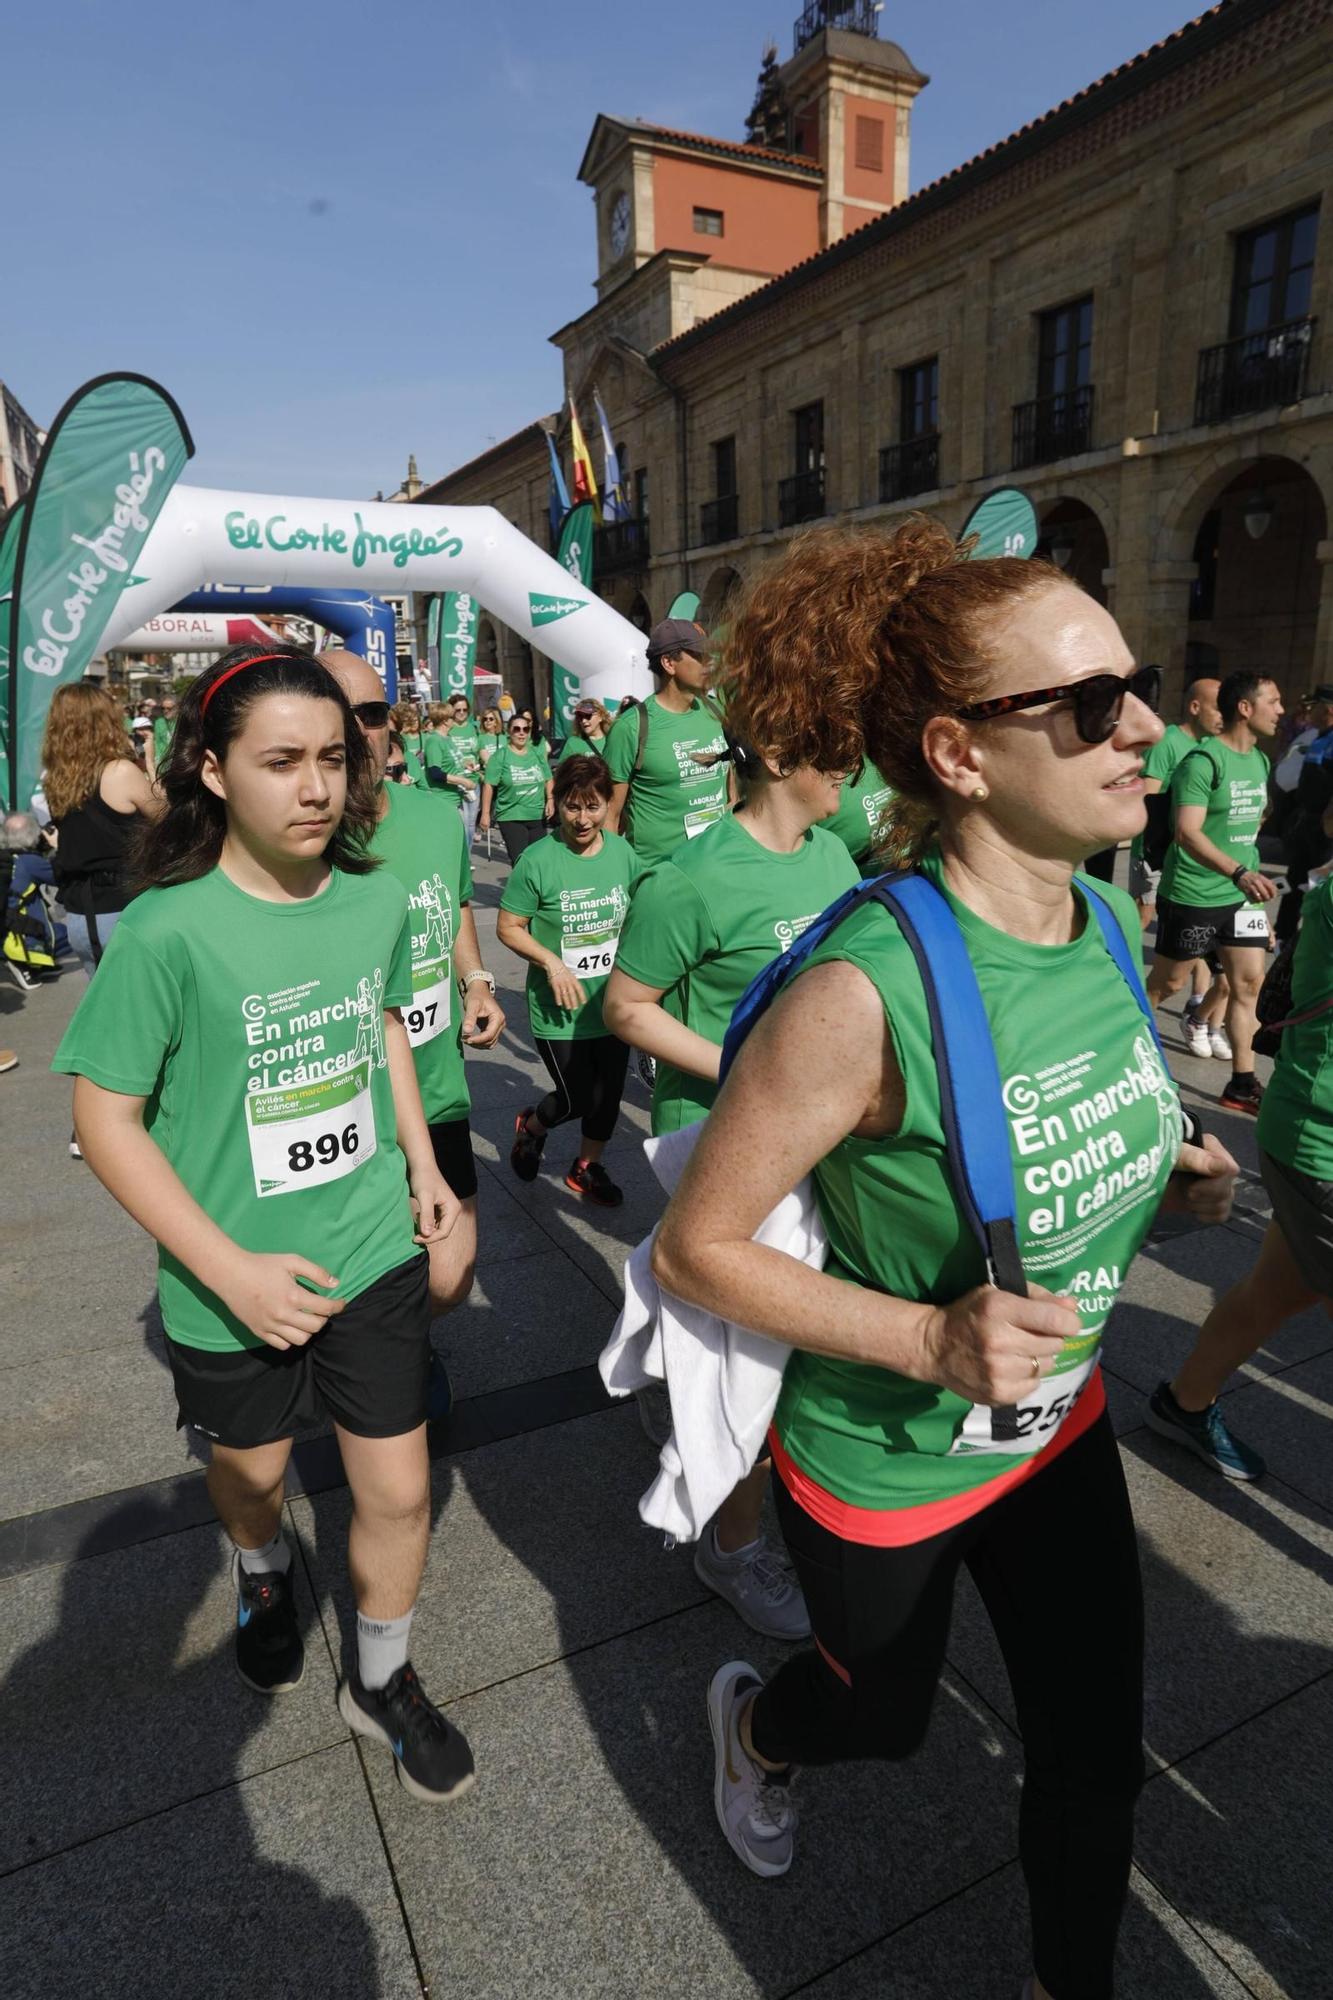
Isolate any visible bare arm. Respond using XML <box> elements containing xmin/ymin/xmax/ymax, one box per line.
<box><xmin>72</xmin><ymin>1077</ymin><xmax>347</xmax><ymax>1350</ymax></box>
<box><xmin>652</xmin><ymin>962</ymin><xmax>1080</xmax><ymax>1406</ymax></box>
<box><xmin>102</xmin><ymin>758</ymin><xmax>163</xmax><ymax>819</ymax></box>
<box><xmin>543</xmin><ymin>777</ymin><xmax>555</xmax><ymax>818</ymax></box>
<box><xmin>602</xmin><ymin>967</ymin><xmax>723</xmax><ymax>1081</ymax></box>
<box><xmin>385</xmin><ymin>1007</ymin><xmax>459</xmax><ymax>1243</ymax></box>
<box><xmin>478</xmin><ymin>781</ymin><xmax>495</xmax><ymax>829</ymax></box>
<box><xmin>497</xmin><ymin>907</ymin><xmax>586</xmax><ymax>1013</ymax></box>
<box><xmin>1175</xmin><ymin>804</ymin><xmax>1276</xmax><ymax>901</ymax></box>
<box><xmin>454</xmin><ymin>904</ymin><xmax>505</xmax><ymax>1047</ymax></box>
<box><xmin>606</xmin><ymin>780</ymin><xmax>629</xmax><ymax>835</ymax></box>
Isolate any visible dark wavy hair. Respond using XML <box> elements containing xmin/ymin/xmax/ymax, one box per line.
<box><xmin>134</xmin><ymin>643</ymin><xmax>380</xmax><ymax>888</ymax></box>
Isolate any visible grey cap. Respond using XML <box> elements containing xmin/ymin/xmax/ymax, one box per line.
<box><xmin>646</xmin><ymin>617</ymin><xmax>711</xmax><ymax>662</ymax></box>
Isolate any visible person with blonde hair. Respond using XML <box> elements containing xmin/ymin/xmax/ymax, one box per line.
<box><xmin>42</xmin><ymin>683</ymin><xmax>160</xmax><ymax>979</ymax></box>
<box><xmin>651</xmin><ymin>519</ymin><xmax>1237</xmax><ymax>1999</ymax></box>
<box><xmin>558</xmin><ymin>698</ymin><xmax>613</xmax><ymax>762</ymax></box>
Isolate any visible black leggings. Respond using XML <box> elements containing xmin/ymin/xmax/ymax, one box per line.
<box><xmin>534</xmin><ymin>1035</ymin><xmax>629</xmax><ymax>1144</ymax></box>
<box><xmin>500</xmin><ymin>819</ymin><xmax>548</xmax><ymax>864</ymax></box>
<box><xmin>752</xmin><ymin>1412</ymin><xmax>1143</xmax><ymax>2000</ymax></box>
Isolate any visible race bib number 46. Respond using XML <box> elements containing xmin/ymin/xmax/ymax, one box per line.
<box><xmin>246</xmin><ymin>1062</ymin><xmax>377</xmax><ymax>1198</ymax></box>
<box><xmin>1233</xmin><ymin>904</ymin><xmax>1269</xmax><ymax>941</ymax></box>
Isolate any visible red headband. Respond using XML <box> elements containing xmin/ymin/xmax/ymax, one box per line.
<box><xmin>199</xmin><ymin>652</ymin><xmax>290</xmax><ymax>719</ymax></box>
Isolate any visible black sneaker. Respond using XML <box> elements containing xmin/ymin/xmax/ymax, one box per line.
<box><xmin>564</xmin><ymin>1157</ymin><xmax>624</xmax><ymax>1207</ymax></box>
<box><xmin>1219</xmin><ymin>1076</ymin><xmax>1263</xmax><ymax>1115</ymax></box>
<box><xmin>338</xmin><ymin>1661</ymin><xmax>476</xmax><ymax>1803</ymax></box>
<box><xmin>4</xmin><ymin>960</ymin><xmax>43</xmax><ymax>992</ymax></box>
<box><xmin>509</xmin><ymin>1107</ymin><xmax>547</xmax><ymax>1183</ymax></box>
<box><xmin>232</xmin><ymin>1553</ymin><xmax>305</xmax><ymax>1694</ymax></box>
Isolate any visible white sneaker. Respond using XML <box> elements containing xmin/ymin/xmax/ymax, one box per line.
<box><xmin>1185</xmin><ymin>1020</ymin><xmax>1212</xmax><ymax>1058</ymax></box>
<box><xmin>1209</xmin><ymin>1027</ymin><xmax>1233</xmax><ymax>1061</ymax></box>
<box><xmin>693</xmin><ymin>1528</ymin><xmax>811</xmax><ymax>1640</ymax></box>
<box><xmin>635</xmin><ymin>1383</ymin><xmax>673</xmax><ymax>1448</ymax></box>
<box><xmin>707</xmin><ymin>1661</ymin><xmax>797</xmax><ymax>1878</ymax></box>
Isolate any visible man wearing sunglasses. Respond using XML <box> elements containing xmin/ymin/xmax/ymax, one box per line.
<box><xmin>1146</xmin><ymin>671</ymin><xmax>1282</xmax><ymax>1115</ymax></box>
<box><xmin>321</xmin><ymin>653</ymin><xmax>505</xmax><ymax>1330</ymax></box>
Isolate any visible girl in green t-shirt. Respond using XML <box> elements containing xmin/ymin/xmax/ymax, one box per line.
<box><xmin>648</xmin><ymin>523</ymin><xmax>1238</xmax><ymax>1992</ymax></box>
<box><xmin>497</xmin><ymin>755</ymin><xmax>641</xmax><ymax>1206</ymax></box>
<box><xmin>52</xmin><ymin>643</ymin><xmax>474</xmax><ymax>1804</ymax></box>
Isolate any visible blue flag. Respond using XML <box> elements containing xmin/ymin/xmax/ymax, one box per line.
<box><xmin>545</xmin><ymin>431</ymin><xmax>571</xmax><ymax>546</ymax></box>
<box><xmin>594</xmin><ymin>392</ymin><xmax>627</xmax><ymax>524</ymax></box>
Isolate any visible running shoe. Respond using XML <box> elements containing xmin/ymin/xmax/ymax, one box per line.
<box><xmin>1145</xmin><ymin>1381</ymin><xmax>1266</xmax><ymax>1480</ymax></box>
<box><xmin>0</xmin><ymin>1050</ymin><xmax>17</xmax><ymax>1074</ymax></box>
<box><xmin>1184</xmin><ymin>1020</ymin><xmax>1212</xmax><ymax>1059</ymax></box>
<box><xmin>707</xmin><ymin>1661</ymin><xmax>797</xmax><ymax>1878</ymax></box>
<box><xmin>1209</xmin><ymin>1027</ymin><xmax>1233</xmax><ymax>1061</ymax></box>
<box><xmin>509</xmin><ymin>1108</ymin><xmax>547</xmax><ymax>1182</ymax></box>
<box><xmin>635</xmin><ymin>1050</ymin><xmax>657</xmax><ymax>1091</ymax></box>
<box><xmin>564</xmin><ymin>1158</ymin><xmax>624</xmax><ymax>1207</ymax></box>
<box><xmin>694</xmin><ymin>1529</ymin><xmax>812</xmax><ymax>1641</ymax></box>
<box><xmin>231</xmin><ymin>1552</ymin><xmax>305</xmax><ymax>1694</ymax></box>
<box><xmin>635</xmin><ymin>1383</ymin><xmax>673</xmax><ymax>1448</ymax></box>
<box><xmin>3</xmin><ymin>961</ymin><xmax>42</xmax><ymax>993</ymax></box>
<box><xmin>69</xmin><ymin>1129</ymin><xmax>82</xmax><ymax>1160</ymax></box>
<box><xmin>1219</xmin><ymin>1077</ymin><xmax>1264</xmax><ymax>1115</ymax></box>
<box><xmin>339</xmin><ymin>1661</ymin><xmax>476</xmax><ymax>1803</ymax></box>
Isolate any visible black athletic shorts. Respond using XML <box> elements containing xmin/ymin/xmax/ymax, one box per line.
<box><xmin>165</xmin><ymin>1251</ymin><xmax>431</xmax><ymax>1450</ymax></box>
<box><xmin>1155</xmin><ymin>894</ymin><xmax>1271</xmax><ymax>960</ymax></box>
<box><xmin>428</xmin><ymin>1117</ymin><xmax>477</xmax><ymax>1200</ymax></box>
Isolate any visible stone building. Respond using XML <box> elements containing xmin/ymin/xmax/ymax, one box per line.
<box><xmin>415</xmin><ymin>0</ymin><xmax>1332</xmax><ymax>714</ymax></box>
<box><xmin>1</xmin><ymin>380</ymin><xmax>44</xmax><ymax>513</ymax></box>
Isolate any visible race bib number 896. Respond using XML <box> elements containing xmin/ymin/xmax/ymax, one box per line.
<box><xmin>246</xmin><ymin>1063</ymin><xmax>377</xmax><ymax>1198</ymax></box>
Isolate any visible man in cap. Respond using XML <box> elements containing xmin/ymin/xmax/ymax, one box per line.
<box><xmin>603</xmin><ymin>618</ymin><xmax>730</xmax><ymax>865</ymax></box>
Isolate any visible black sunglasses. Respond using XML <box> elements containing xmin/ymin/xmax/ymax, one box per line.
<box><xmin>349</xmin><ymin>700</ymin><xmax>391</xmax><ymax>729</ymax></box>
<box><xmin>957</xmin><ymin>666</ymin><xmax>1161</xmax><ymax>745</ymax></box>
<box><xmin>385</xmin><ymin>762</ymin><xmax>407</xmax><ymax>780</ymax></box>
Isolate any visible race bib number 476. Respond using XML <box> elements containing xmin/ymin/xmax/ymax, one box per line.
<box><xmin>246</xmin><ymin>1063</ymin><xmax>377</xmax><ymax>1198</ymax></box>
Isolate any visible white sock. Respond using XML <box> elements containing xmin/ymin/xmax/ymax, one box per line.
<box><xmin>357</xmin><ymin>1607</ymin><xmax>415</xmax><ymax>1690</ymax></box>
<box><xmin>235</xmin><ymin>1529</ymin><xmax>291</xmax><ymax>1578</ymax></box>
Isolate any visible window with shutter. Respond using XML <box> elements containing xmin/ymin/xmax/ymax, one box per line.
<box><xmin>855</xmin><ymin>117</ymin><xmax>884</xmax><ymax>173</ymax></box>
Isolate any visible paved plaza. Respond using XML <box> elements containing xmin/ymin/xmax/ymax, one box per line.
<box><xmin>1</xmin><ymin>849</ymin><xmax>1330</xmax><ymax>2000</ymax></box>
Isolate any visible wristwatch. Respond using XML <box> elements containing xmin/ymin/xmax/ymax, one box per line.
<box><xmin>1231</xmin><ymin>864</ymin><xmax>1248</xmax><ymax>886</ymax></box>
<box><xmin>458</xmin><ymin>968</ymin><xmax>496</xmax><ymax>998</ymax></box>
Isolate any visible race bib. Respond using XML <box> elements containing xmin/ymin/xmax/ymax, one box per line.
<box><xmin>404</xmin><ymin>973</ymin><xmax>452</xmax><ymax>1047</ymax></box>
<box><xmin>949</xmin><ymin>1355</ymin><xmax>1097</xmax><ymax>1457</ymax></box>
<box><xmin>1233</xmin><ymin>904</ymin><xmax>1269</xmax><ymax>940</ymax></box>
<box><xmin>684</xmin><ymin>804</ymin><xmax>725</xmax><ymax>840</ymax></box>
<box><xmin>561</xmin><ymin>930</ymin><xmax>619</xmax><ymax>980</ymax></box>
<box><xmin>246</xmin><ymin>1062</ymin><xmax>376</xmax><ymax>1199</ymax></box>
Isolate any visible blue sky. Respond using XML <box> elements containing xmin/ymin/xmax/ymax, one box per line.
<box><xmin>5</xmin><ymin>0</ymin><xmax>1202</xmax><ymax>498</ymax></box>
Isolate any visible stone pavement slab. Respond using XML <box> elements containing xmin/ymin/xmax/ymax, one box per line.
<box><xmin>1213</xmin><ymin>1348</ymin><xmax>1333</xmax><ymax>1514</ymax></box>
<box><xmin>1134</xmin><ymin>1674</ymin><xmax>1333</xmax><ymax>2000</ymax></box>
<box><xmin>362</xmin><ymin>1607</ymin><xmax>1021</xmax><ymax>2000</ymax></box>
<box><xmin>0</xmin><ymin>1743</ymin><xmax>420</xmax><ymax>2000</ymax></box>
<box><xmin>0</xmin><ymin>1234</ymin><xmax>160</xmax><ymax>1372</ymax></box>
<box><xmin>948</xmin><ymin>1442</ymin><xmax>1333</xmax><ymax>1769</ymax></box>
<box><xmin>0</xmin><ymin>1332</ymin><xmax>194</xmax><ymax>1517</ymax></box>
<box><xmin>0</xmin><ymin>1508</ymin><xmax>344</xmax><ymax>1870</ymax></box>
<box><xmin>796</xmin><ymin>1861</ymin><xmax>1252</xmax><ymax>1999</ymax></box>
<box><xmin>292</xmin><ymin>1403</ymin><xmax>708</xmax><ymax>1700</ymax></box>
<box><xmin>437</xmin><ymin>1243</ymin><xmax>620</xmax><ymax>1401</ymax></box>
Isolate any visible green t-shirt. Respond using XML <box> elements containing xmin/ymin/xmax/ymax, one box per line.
<box><xmin>500</xmin><ymin>831</ymin><xmax>642</xmax><ymax>1040</ymax></box>
<box><xmin>822</xmin><ymin>760</ymin><xmax>894</xmax><ymax>873</ymax></box>
<box><xmin>51</xmin><ymin>867</ymin><xmax>418</xmax><ymax>1353</ymax></box>
<box><xmin>1258</xmin><ymin>875</ymin><xmax>1333</xmax><ymax>1178</ymax></box>
<box><xmin>440</xmin><ymin>729</ymin><xmax>481</xmax><ymax>809</ymax></box>
<box><xmin>370</xmin><ymin>783</ymin><xmax>473</xmax><ymax>1121</ymax></box>
<box><xmin>616</xmin><ymin>813</ymin><xmax>859</xmax><ymax>1132</ymax></box>
<box><xmin>775</xmin><ymin>856</ymin><xmax>1181</xmax><ymax>1512</ymax></box>
<box><xmin>420</xmin><ymin>731</ymin><xmax>454</xmax><ymax>796</ymax></box>
<box><xmin>1129</xmin><ymin>723</ymin><xmax>1196</xmax><ymax>863</ymax></box>
<box><xmin>401</xmin><ymin>744</ymin><xmax>426</xmax><ymax>788</ymax></box>
<box><xmin>1159</xmin><ymin>740</ymin><xmax>1269</xmax><ymax>907</ymax></box>
<box><xmin>603</xmin><ymin>695</ymin><xmax>729</xmax><ymax>864</ymax></box>
<box><xmin>450</xmin><ymin>723</ymin><xmax>481</xmax><ymax>767</ymax></box>
<box><xmin>485</xmin><ymin>743</ymin><xmax>551</xmax><ymax>822</ymax></box>
<box><xmin>558</xmin><ymin>733</ymin><xmax>609</xmax><ymax>764</ymax></box>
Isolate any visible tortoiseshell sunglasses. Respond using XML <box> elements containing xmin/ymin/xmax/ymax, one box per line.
<box><xmin>957</xmin><ymin>665</ymin><xmax>1161</xmax><ymax>745</ymax></box>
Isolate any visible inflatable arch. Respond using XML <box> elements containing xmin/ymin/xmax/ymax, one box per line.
<box><xmin>99</xmin><ymin>488</ymin><xmax>651</xmax><ymax>708</ymax></box>
<box><xmin>170</xmin><ymin>586</ymin><xmax>399</xmax><ymax>695</ymax></box>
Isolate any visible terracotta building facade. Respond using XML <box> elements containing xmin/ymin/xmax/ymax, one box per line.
<box><xmin>416</xmin><ymin>0</ymin><xmax>1332</xmax><ymax>717</ymax></box>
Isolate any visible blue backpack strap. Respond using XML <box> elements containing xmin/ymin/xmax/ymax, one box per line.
<box><xmin>719</xmin><ymin>874</ymin><xmax>887</xmax><ymax>1084</ymax></box>
<box><xmin>1077</xmin><ymin>877</ymin><xmax>1166</xmax><ymax>1062</ymax></box>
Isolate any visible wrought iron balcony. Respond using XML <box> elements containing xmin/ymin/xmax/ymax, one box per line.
<box><xmin>1195</xmin><ymin>316</ymin><xmax>1316</xmax><ymax>427</ymax></box>
<box><xmin>794</xmin><ymin>2</ymin><xmax>880</xmax><ymax>53</ymax></box>
<box><xmin>593</xmin><ymin>516</ymin><xmax>650</xmax><ymax>577</ymax></box>
<box><xmin>778</xmin><ymin>468</ymin><xmax>826</xmax><ymax>528</ymax></box>
<box><xmin>1012</xmin><ymin>385</ymin><xmax>1095</xmax><ymax>470</ymax></box>
<box><xmin>699</xmin><ymin>493</ymin><xmax>739</xmax><ymax>545</ymax></box>
<box><xmin>879</xmin><ymin>434</ymin><xmax>941</xmax><ymax>504</ymax></box>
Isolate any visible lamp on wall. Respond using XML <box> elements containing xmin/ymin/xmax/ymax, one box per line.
<box><xmin>1243</xmin><ymin>490</ymin><xmax>1273</xmax><ymax>540</ymax></box>
<box><xmin>1046</xmin><ymin>525</ymin><xmax>1076</xmax><ymax>570</ymax></box>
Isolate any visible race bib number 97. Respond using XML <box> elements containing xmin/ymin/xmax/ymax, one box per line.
<box><xmin>405</xmin><ymin>974</ymin><xmax>451</xmax><ymax>1048</ymax></box>
<box><xmin>246</xmin><ymin>1063</ymin><xmax>377</xmax><ymax>1198</ymax></box>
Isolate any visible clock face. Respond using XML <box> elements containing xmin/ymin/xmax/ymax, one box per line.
<box><xmin>609</xmin><ymin>191</ymin><xmax>631</xmax><ymax>259</ymax></box>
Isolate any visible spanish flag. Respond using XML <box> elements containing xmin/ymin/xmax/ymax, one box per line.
<box><xmin>568</xmin><ymin>395</ymin><xmax>600</xmax><ymax>521</ymax></box>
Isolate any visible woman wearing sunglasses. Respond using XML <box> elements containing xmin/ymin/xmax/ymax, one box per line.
<box><xmin>650</xmin><ymin>519</ymin><xmax>1238</xmax><ymax>2000</ymax></box>
<box><xmin>479</xmin><ymin>714</ymin><xmax>554</xmax><ymax>864</ymax></box>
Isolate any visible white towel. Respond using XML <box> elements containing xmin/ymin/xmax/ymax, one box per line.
<box><xmin>598</xmin><ymin>1122</ymin><xmax>827</xmax><ymax>1542</ymax></box>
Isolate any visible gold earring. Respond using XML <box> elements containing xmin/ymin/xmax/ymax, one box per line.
<box><xmin>971</xmin><ymin>786</ymin><xmax>988</xmax><ymax>801</ymax></box>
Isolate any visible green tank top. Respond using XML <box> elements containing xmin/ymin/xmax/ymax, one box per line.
<box><xmin>774</xmin><ymin>851</ymin><xmax>1182</xmax><ymax>1512</ymax></box>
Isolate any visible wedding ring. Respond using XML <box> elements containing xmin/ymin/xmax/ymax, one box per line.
<box><xmin>1031</xmin><ymin>1355</ymin><xmax>1041</xmax><ymax>1379</ymax></box>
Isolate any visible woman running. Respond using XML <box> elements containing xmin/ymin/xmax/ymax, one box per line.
<box><xmin>498</xmin><ymin>755</ymin><xmax>640</xmax><ymax>1206</ymax></box>
<box><xmin>602</xmin><ymin>601</ymin><xmax>859</xmax><ymax>1640</ymax></box>
<box><xmin>479</xmin><ymin>712</ymin><xmax>554</xmax><ymax>863</ymax></box>
<box><xmin>52</xmin><ymin>644</ymin><xmax>474</xmax><ymax>1805</ymax></box>
<box><xmin>558</xmin><ymin>699</ymin><xmax>614</xmax><ymax>763</ymax></box>
<box><xmin>651</xmin><ymin>523</ymin><xmax>1238</xmax><ymax>2000</ymax></box>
